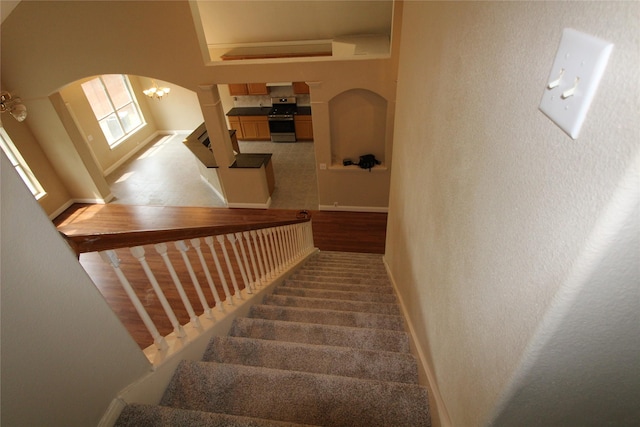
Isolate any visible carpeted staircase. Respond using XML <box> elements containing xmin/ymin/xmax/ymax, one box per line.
<box><xmin>115</xmin><ymin>251</ymin><xmax>431</xmax><ymax>426</ymax></box>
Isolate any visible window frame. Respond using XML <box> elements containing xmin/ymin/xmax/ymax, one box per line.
<box><xmin>81</xmin><ymin>74</ymin><xmax>145</xmax><ymax>149</ymax></box>
<box><xmin>0</xmin><ymin>127</ymin><xmax>46</xmax><ymax>200</ymax></box>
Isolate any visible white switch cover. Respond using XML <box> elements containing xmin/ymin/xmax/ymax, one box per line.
<box><xmin>539</xmin><ymin>28</ymin><xmax>613</xmax><ymax>139</ymax></box>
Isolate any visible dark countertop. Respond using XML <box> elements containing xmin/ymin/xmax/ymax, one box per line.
<box><xmin>227</xmin><ymin>107</ymin><xmax>272</xmax><ymax>116</ymax></box>
<box><xmin>226</xmin><ymin>106</ymin><xmax>312</xmax><ymax>116</ymax></box>
<box><xmin>230</xmin><ymin>153</ymin><xmax>272</xmax><ymax>168</ymax></box>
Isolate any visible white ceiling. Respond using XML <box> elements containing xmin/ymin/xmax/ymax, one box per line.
<box><xmin>195</xmin><ymin>0</ymin><xmax>393</xmax><ymax>46</ymax></box>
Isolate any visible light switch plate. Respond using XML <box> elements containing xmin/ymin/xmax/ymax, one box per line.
<box><xmin>539</xmin><ymin>28</ymin><xmax>613</xmax><ymax>139</ymax></box>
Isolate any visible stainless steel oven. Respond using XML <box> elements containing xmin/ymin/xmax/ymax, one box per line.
<box><xmin>268</xmin><ymin>97</ymin><xmax>297</xmax><ymax>142</ymax></box>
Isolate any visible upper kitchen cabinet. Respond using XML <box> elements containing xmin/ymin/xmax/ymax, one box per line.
<box><xmin>293</xmin><ymin>82</ymin><xmax>310</xmax><ymax>94</ymax></box>
<box><xmin>247</xmin><ymin>83</ymin><xmax>268</xmax><ymax>95</ymax></box>
<box><xmin>228</xmin><ymin>83</ymin><xmax>268</xmax><ymax>96</ymax></box>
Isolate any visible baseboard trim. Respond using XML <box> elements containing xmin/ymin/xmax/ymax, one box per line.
<box><xmin>48</xmin><ymin>199</ymin><xmax>75</xmax><ymax>220</ymax></box>
<box><xmin>199</xmin><ymin>175</ymin><xmax>227</xmax><ymax>204</ymax></box>
<box><xmin>382</xmin><ymin>255</ymin><xmax>452</xmax><ymax>427</ymax></box>
<box><xmin>227</xmin><ymin>198</ymin><xmax>271</xmax><ymax>209</ymax></box>
<box><xmin>318</xmin><ymin>204</ymin><xmax>388</xmax><ymax>213</ymax></box>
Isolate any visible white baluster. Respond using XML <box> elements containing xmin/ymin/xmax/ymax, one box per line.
<box><xmin>227</xmin><ymin>233</ymin><xmax>251</xmax><ymax>294</ymax></box>
<box><xmin>155</xmin><ymin>242</ymin><xmax>201</xmax><ymax>329</ymax></box>
<box><xmin>175</xmin><ymin>240</ymin><xmax>213</xmax><ymax>319</ymax></box>
<box><xmin>272</xmin><ymin>227</ymin><xmax>285</xmax><ymax>272</ymax></box>
<box><xmin>244</xmin><ymin>231</ymin><xmax>262</xmax><ymax>288</ymax></box>
<box><xmin>292</xmin><ymin>224</ymin><xmax>302</xmax><ymax>258</ymax></box>
<box><xmin>204</xmin><ymin>236</ymin><xmax>233</xmax><ymax>306</ymax></box>
<box><xmin>190</xmin><ymin>238</ymin><xmax>223</xmax><ymax>312</ymax></box>
<box><xmin>250</xmin><ymin>230</ymin><xmax>267</xmax><ymax>284</ymax></box>
<box><xmin>235</xmin><ymin>232</ymin><xmax>255</xmax><ymax>292</ymax></box>
<box><xmin>306</xmin><ymin>222</ymin><xmax>315</xmax><ymax>249</ymax></box>
<box><xmin>99</xmin><ymin>250</ymin><xmax>168</xmax><ymax>351</ymax></box>
<box><xmin>284</xmin><ymin>226</ymin><xmax>294</xmax><ymax>263</ymax></box>
<box><xmin>130</xmin><ymin>246</ymin><xmax>185</xmax><ymax>338</ymax></box>
<box><xmin>257</xmin><ymin>230</ymin><xmax>273</xmax><ymax>279</ymax></box>
<box><xmin>217</xmin><ymin>235</ymin><xmax>242</xmax><ymax>300</ymax></box>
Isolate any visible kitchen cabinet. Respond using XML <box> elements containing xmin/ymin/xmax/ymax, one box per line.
<box><xmin>294</xmin><ymin>115</ymin><xmax>313</xmax><ymax>140</ymax></box>
<box><xmin>228</xmin><ymin>83</ymin><xmax>268</xmax><ymax>96</ymax></box>
<box><xmin>228</xmin><ymin>84</ymin><xmax>248</xmax><ymax>96</ymax></box>
<box><xmin>240</xmin><ymin>116</ymin><xmax>270</xmax><ymax>140</ymax></box>
<box><xmin>293</xmin><ymin>82</ymin><xmax>310</xmax><ymax>94</ymax></box>
<box><xmin>228</xmin><ymin>116</ymin><xmax>243</xmax><ymax>139</ymax></box>
<box><xmin>247</xmin><ymin>83</ymin><xmax>268</xmax><ymax>95</ymax></box>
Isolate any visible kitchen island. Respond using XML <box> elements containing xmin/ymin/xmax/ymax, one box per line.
<box><xmin>231</xmin><ymin>153</ymin><xmax>275</xmax><ymax>196</ymax></box>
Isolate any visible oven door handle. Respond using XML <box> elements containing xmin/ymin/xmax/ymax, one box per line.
<box><xmin>268</xmin><ymin>117</ymin><xmax>294</xmax><ymax>121</ymax></box>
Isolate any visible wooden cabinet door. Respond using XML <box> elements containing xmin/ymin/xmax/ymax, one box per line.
<box><xmin>294</xmin><ymin>115</ymin><xmax>313</xmax><ymax>140</ymax></box>
<box><xmin>240</xmin><ymin>116</ymin><xmax>270</xmax><ymax>140</ymax></box>
<box><xmin>293</xmin><ymin>82</ymin><xmax>310</xmax><ymax>94</ymax></box>
<box><xmin>256</xmin><ymin>119</ymin><xmax>271</xmax><ymax>139</ymax></box>
<box><xmin>228</xmin><ymin>84</ymin><xmax>248</xmax><ymax>96</ymax></box>
<box><xmin>247</xmin><ymin>83</ymin><xmax>268</xmax><ymax>95</ymax></box>
<box><xmin>228</xmin><ymin>116</ymin><xmax>243</xmax><ymax>139</ymax></box>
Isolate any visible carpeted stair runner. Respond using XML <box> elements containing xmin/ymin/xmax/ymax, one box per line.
<box><xmin>115</xmin><ymin>251</ymin><xmax>430</xmax><ymax>426</ymax></box>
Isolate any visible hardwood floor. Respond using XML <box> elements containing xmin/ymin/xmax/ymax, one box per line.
<box><xmin>54</xmin><ymin>204</ymin><xmax>387</xmax><ymax>349</ymax></box>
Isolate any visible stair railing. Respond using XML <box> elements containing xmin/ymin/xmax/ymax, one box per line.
<box><xmin>60</xmin><ymin>216</ymin><xmax>315</xmax><ymax>366</ymax></box>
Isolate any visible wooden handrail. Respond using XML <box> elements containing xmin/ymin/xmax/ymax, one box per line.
<box><xmin>61</xmin><ymin>217</ymin><xmax>310</xmax><ymax>256</ymax></box>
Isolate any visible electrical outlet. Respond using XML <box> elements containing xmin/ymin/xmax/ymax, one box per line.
<box><xmin>319</xmin><ymin>163</ymin><xmax>327</xmax><ymax>170</ymax></box>
<box><xmin>539</xmin><ymin>28</ymin><xmax>613</xmax><ymax>139</ymax></box>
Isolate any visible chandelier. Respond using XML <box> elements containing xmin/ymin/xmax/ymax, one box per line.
<box><xmin>143</xmin><ymin>80</ymin><xmax>171</xmax><ymax>100</ymax></box>
<box><xmin>0</xmin><ymin>91</ymin><xmax>27</xmax><ymax>122</ymax></box>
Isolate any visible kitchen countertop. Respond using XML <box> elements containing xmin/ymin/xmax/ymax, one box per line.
<box><xmin>230</xmin><ymin>153</ymin><xmax>272</xmax><ymax>168</ymax></box>
<box><xmin>226</xmin><ymin>106</ymin><xmax>312</xmax><ymax>116</ymax></box>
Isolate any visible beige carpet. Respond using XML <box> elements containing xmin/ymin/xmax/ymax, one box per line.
<box><xmin>116</xmin><ymin>251</ymin><xmax>430</xmax><ymax>426</ymax></box>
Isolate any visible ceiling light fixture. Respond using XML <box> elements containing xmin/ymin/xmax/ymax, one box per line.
<box><xmin>143</xmin><ymin>80</ymin><xmax>171</xmax><ymax>100</ymax></box>
<box><xmin>0</xmin><ymin>91</ymin><xmax>27</xmax><ymax>122</ymax></box>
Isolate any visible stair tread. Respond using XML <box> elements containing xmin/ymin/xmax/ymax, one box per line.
<box><xmin>161</xmin><ymin>361</ymin><xmax>430</xmax><ymax>427</ymax></box>
<box><xmin>285</xmin><ymin>278</ymin><xmax>393</xmax><ymax>293</ymax></box>
<box><xmin>263</xmin><ymin>294</ymin><xmax>401</xmax><ymax>316</ymax></box>
<box><xmin>202</xmin><ymin>336</ymin><xmax>419</xmax><ymax>384</ymax></box>
<box><xmin>115</xmin><ymin>403</ymin><xmax>318</xmax><ymax>426</ymax></box>
<box><xmin>230</xmin><ymin>317</ymin><xmax>410</xmax><ymax>353</ymax></box>
<box><xmin>274</xmin><ymin>286</ymin><xmax>397</xmax><ymax>304</ymax></box>
<box><xmin>249</xmin><ymin>304</ymin><xmax>405</xmax><ymax>331</ymax></box>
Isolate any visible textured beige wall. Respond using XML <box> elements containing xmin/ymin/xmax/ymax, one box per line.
<box><xmin>386</xmin><ymin>2</ymin><xmax>639</xmax><ymax>426</ymax></box>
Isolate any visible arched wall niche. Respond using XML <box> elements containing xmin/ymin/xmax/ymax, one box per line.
<box><xmin>328</xmin><ymin>88</ymin><xmax>387</xmax><ymax>167</ymax></box>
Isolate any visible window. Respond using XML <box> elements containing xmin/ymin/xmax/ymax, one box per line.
<box><xmin>81</xmin><ymin>75</ymin><xmax>144</xmax><ymax>147</ymax></box>
<box><xmin>0</xmin><ymin>127</ymin><xmax>46</xmax><ymax>199</ymax></box>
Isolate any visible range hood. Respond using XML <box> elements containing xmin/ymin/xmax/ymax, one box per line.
<box><xmin>266</xmin><ymin>82</ymin><xmax>293</xmax><ymax>87</ymax></box>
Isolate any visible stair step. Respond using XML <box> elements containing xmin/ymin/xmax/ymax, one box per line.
<box><xmin>249</xmin><ymin>304</ymin><xmax>405</xmax><ymax>331</ymax></box>
<box><xmin>288</xmin><ymin>273</ymin><xmax>391</xmax><ymax>286</ymax></box>
<box><xmin>283</xmin><ymin>278</ymin><xmax>394</xmax><ymax>294</ymax></box>
<box><xmin>115</xmin><ymin>403</ymin><xmax>315</xmax><ymax>426</ymax></box>
<box><xmin>230</xmin><ymin>317</ymin><xmax>410</xmax><ymax>353</ymax></box>
<box><xmin>273</xmin><ymin>286</ymin><xmax>397</xmax><ymax>304</ymax></box>
<box><xmin>303</xmin><ymin>259</ymin><xmax>387</xmax><ymax>270</ymax></box>
<box><xmin>263</xmin><ymin>294</ymin><xmax>401</xmax><ymax>316</ymax></box>
<box><xmin>284</xmin><ymin>278</ymin><xmax>393</xmax><ymax>294</ymax></box>
<box><xmin>202</xmin><ymin>336</ymin><xmax>419</xmax><ymax>384</ymax></box>
<box><xmin>161</xmin><ymin>361</ymin><xmax>430</xmax><ymax>427</ymax></box>
<box><xmin>312</xmin><ymin>251</ymin><xmax>384</xmax><ymax>262</ymax></box>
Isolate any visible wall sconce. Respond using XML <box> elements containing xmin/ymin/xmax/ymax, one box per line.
<box><xmin>0</xmin><ymin>91</ymin><xmax>27</xmax><ymax>122</ymax></box>
<box><xmin>143</xmin><ymin>80</ymin><xmax>171</xmax><ymax>100</ymax></box>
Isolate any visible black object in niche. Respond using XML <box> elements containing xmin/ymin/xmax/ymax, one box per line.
<box><xmin>343</xmin><ymin>154</ymin><xmax>381</xmax><ymax>171</ymax></box>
